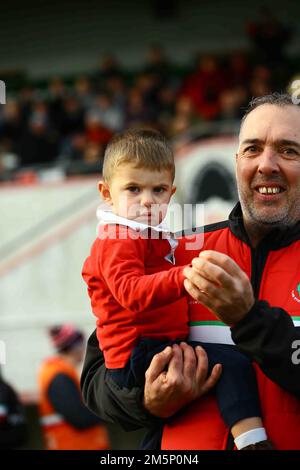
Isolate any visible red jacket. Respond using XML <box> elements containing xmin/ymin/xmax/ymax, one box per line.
<box><xmin>162</xmin><ymin>206</ymin><xmax>300</xmax><ymax>450</ymax></box>
<box><xmin>82</xmin><ymin>225</ymin><xmax>188</xmax><ymax>368</ymax></box>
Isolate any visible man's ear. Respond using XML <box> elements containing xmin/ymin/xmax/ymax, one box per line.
<box><xmin>171</xmin><ymin>185</ymin><xmax>176</xmax><ymax>196</ymax></box>
<box><xmin>98</xmin><ymin>180</ymin><xmax>112</xmax><ymax>204</ymax></box>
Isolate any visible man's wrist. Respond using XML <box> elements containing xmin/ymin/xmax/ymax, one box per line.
<box><xmin>231</xmin><ymin>299</ymin><xmax>261</xmax><ymax>327</ymax></box>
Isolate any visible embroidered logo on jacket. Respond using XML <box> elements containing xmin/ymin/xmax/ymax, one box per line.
<box><xmin>291</xmin><ymin>283</ymin><xmax>300</xmax><ymax>303</ymax></box>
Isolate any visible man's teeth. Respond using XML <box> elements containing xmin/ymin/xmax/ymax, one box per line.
<box><xmin>258</xmin><ymin>187</ymin><xmax>281</xmax><ymax>194</ymax></box>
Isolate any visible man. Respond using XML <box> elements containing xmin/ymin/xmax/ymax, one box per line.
<box><xmin>0</xmin><ymin>366</ymin><xmax>27</xmax><ymax>449</ymax></box>
<box><xmin>81</xmin><ymin>93</ymin><xmax>300</xmax><ymax>449</ymax></box>
<box><xmin>38</xmin><ymin>324</ymin><xmax>110</xmax><ymax>450</ymax></box>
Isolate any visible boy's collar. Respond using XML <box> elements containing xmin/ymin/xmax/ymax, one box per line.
<box><xmin>96</xmin><ymin>205</ymin><xmax>171</xmax><ymax>233</ymax></box>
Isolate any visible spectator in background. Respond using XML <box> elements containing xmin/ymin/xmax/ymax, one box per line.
<box><xmin>19</xmin><ymin>104</ymin><xmax>58</xmax><ymax>167</ymax></box>
<box><xmin>0</xmin><ymin>100</ymin><xmax>23</xmax><ymax>171</ymax></box>
<box><xmin>92</xmin><ymin>92</ymin><xmax>124</xmax><ymax>132</ymax></box>
<box><xmin>157</xmin><ymin>86</ymin><xmax>176</xmax><ymax>133</ymax></box>
<box><xmin>135</xmin><ymin>73</ymin><xmax>161</xmax><ymax>123</ymax></box>
<box><xmin>249</xmin><ymin>78</ymin><xmax>272</xmax><ymax>99</ymax></box>
<box><xmin>246</xmin><ymin>7</ymin><xmax>292</xmax><ymax>68</ymax></box>
<box><xmin>92</xmin><ymin>53</ymin><xmax>123</xmax><ymax>92</ymax></box>
<box><xmin>180</xmin><ymin>54</ymin><xmax>226</xmax><ymax>120</ymax></box>
<box><xmin>106</xmin><ymin>75</ymin><xmax>127</xmax><ymax>111</ymax></box>
<box><xmin>84</xmin><ymin>111</ymin><xmax>113</xmax><ymax>147</ymax></box>
<box><xmin>143</xmin><ymin>44</ymin><xmax>172</xmax><ymax>87</ymax></box>
<box><xmin>0</xmin><ymin>366</ymin><xmax>28</xmax><ymax>449</ymax></box>
<box><xmin>58</xmin><ymin>133</ymin><xmax>86</xmax><ymax>162</ymax></box>
<box><xmin>47</xmin><ymin>78</ymin><xmax>65</xmax><ymax>133</ymax></box>
<box><xmin>169</xmin><ymin>96</ymin><xmax>200</xmax><ymax>137</ymax></box>
<box><xmin>224</xmin><ymin>52</ymin><xmax>251</xmax><ymax>89</ymax></box>
<box><xmin>216</xmin><ymin>87</ymin><xmax>247</xmax><ymax>122</ymax></box>
<box><xmin>18</xmin><ymin>84</ymin><xmax>35</xmax><ymax>124</ymax></box>
<box><xmin>0</xmin><ymin>100</ymin><xmax>23</xmax><ymax>157</ymax></box>
<box><xmin>248</xmin><ymin>65</ymin><xmax>273</xmax><ymax>99</ymax></box>
<box><xmin>124</xmin><ymin>87</ymin><xmax>154</xmax><ymax>128</ymax></box>
<box><xmin>74</xmin><ymin>77</ymin><xmax>94</xmax><ymax>110</ymax></box>
<box><xmin>83</xmin><ymin>141</ymin><xmax>104</xmax><ymax>166</ymax></box>
<box><xmin>38</xmin><ymin>325</ymin><xmax>110</xmax><ymax>450</ymax></box>
<box><xmin>59</xmin><ymin>95</ymin><xmax>85</xmax><ymax>140</ymax></box>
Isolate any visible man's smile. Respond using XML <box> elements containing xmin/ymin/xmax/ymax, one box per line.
<box><xmin>252</xmin><ymin>183</ymin><xmax>287</xmax><ymax>202</ymax></box>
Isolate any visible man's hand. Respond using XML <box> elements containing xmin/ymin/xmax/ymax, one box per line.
<box><xmin>144</xmin><ymin>342</ymin><xmax>222</xmax><ymax>418</ymax></box>
<box><xmin>183</xmin><ymin>250</ymin><xmax>255</xmax><ymax>326</ymax></box>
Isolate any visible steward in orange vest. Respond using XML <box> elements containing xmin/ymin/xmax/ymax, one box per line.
<box><xmin>38</xmin><ymin>325</ymin><xmax>110</xmax><ymax>450</ymax></box>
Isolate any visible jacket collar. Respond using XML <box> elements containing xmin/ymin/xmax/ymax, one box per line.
<box><xmin>96</xmin><ymin>205</ymin><xmax>178</xmax><ymax>264</ymax></box>
<box><xmin>96</xmin><ymin>206</ymin><xmax>171</xmax><ymax>233</ymax></box>
<box><xmin>229</xmin><ymin>202</ymin><xmax>300</xmax><ymax>250</ymax></box>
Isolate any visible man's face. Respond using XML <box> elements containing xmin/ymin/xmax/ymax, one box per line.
<box><xmin>236</xmin><ymin>104</ymin><xmax>300</xmax><ymax>231</ymax></box>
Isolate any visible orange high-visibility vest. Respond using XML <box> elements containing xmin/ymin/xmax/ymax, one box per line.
<box><xmin>38</xmin><ymin>356</ymin><xmax>110</xmax><ymax>450</ymax></box>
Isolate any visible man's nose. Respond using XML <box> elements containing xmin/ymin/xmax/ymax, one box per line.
<box><xmin>257</xmin><ymin>148</ymin><xmax>280</xmax><ymax>175</ymax></box>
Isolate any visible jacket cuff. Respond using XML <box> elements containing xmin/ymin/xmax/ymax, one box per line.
<box><xmin>230</xmin><ymin>300</ymin><xmax>269</xmax><ymax>339</ymax></box>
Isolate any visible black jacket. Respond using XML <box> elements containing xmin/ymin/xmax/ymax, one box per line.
<box><xmin>0</xmin><ymin>379</ymin><xmax>28</xmax><ymax>449</ymax></box>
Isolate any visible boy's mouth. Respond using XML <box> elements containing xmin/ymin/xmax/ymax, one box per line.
<box><xmin>136</xmin><ymin>213</ymin><xmax>152</xmax><ymax>219</ymax></box>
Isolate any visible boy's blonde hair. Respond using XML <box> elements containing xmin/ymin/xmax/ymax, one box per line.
<box><xmin>102</xmin><ymin>128</ymin><xmax>175</xmax><ymax>182</ymax></box>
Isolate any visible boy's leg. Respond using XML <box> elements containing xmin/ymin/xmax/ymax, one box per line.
<box><xmin>130</xmin><ymin>338</ymin><xmax>181</xmax><ymax>387</ymax></box>
<box><xmin>109</xmin><ymin>338</ymin><xmax>184</xmax><ymax>389</ymax></box>
<box><xmin>191</xmin><ymin>342</ymin><xmax>271</xmax><ymax>449</ymax></box>
<box><xmin>200</xmin><ymin>343</ymin><xmax>261</xmax><ymax>428</ymax></box>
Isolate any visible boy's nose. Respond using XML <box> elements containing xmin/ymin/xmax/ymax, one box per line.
<box><xmin>140</xmin><ymin>193</ymin><xmax>154</xmax><ymax>207</ymax></box>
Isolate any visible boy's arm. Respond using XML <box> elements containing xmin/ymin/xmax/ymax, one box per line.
<box><xmin>84</xmin><ymin>233</ymin><xmax>186</xmax><ymax>314</ymax></box>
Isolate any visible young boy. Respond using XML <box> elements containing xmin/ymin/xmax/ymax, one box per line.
<box><xmin>82</xmin><ymin>128</ymin><xmax>272</xmax><ymax>450</ymax></box>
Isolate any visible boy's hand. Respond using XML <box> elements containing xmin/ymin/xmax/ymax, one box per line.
<box><xmin>143</xmin><ymin>342</ymin><xmax>222</xmax><ymax>418</ymax></box>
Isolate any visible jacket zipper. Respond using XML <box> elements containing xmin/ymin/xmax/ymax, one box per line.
<box><xmin>226</xmin><ymin>241</ymin><xmax>270</xmax><ymax>450</ymax></box>
<box><xmin>250</xmin><ymin>243</ymin><xmax>270</xmax><ymax>298</ymax></box>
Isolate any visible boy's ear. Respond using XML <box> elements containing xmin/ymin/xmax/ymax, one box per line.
<box><xmin>171</xmin><ymin>185</ymin><xmax>176</xmax><ymax>196</ymax></box>
<box><xmin>98</xmin><ymin>180</ymin><xmax>112</xmax><ymax>204</ymax></box>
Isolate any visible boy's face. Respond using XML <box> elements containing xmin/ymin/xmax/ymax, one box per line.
<box><xmin>99</xmin><ymin>163</ymin><xmax>176</xmax><ymax>226</ymax></box>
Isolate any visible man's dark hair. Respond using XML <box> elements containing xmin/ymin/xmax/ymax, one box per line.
<box><xmin>241</xmin><ymin>92</ymin><xmax>296</xmax><ymax>127</ymax></box>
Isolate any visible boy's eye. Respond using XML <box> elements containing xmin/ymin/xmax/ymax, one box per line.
<box><xmin>126</xmin><ymin>186</ymin><xmax>140</xmax><ymax>193</ymax></box>
<box><xmin>153</xmin><ymin>187</ymin><xmax>166</xmax><ymax>193</ymax></box>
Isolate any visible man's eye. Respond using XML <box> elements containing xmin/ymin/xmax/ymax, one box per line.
<box><xmin>127</xmin><ymin>186</ymin><xmax>140</xmax><ymax>193</ymax></box>
<box><xmin>245</xmin><ymin>146</ymin><xmax>258</xmax><ymax>153</ymax></box>
<box><xmin>153</xmin><ymin>187</ymin><xmax>165</xmax><ymax>193</ymax></box>
<box><xmin>282</xmin><ymin>148</ymin><xmax>297</xmax><ymax>156</ymax></box>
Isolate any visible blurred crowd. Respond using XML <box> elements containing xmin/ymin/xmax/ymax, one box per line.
<box><xmin>0</xmin><ymin>9</ymin><xmax>297</xmax><ymax>180</ymax></box>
